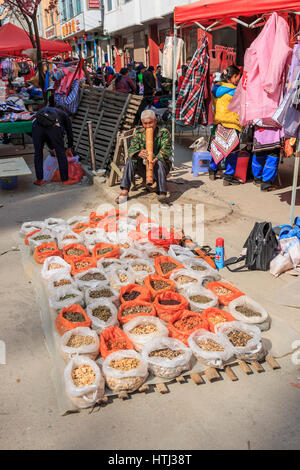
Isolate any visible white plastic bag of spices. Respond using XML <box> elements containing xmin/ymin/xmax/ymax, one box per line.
<box><xmin>49</xmin><ymin>286</ymin><xmax>84</xmax><ymax>311</ymax></box>
<box><xmin>42</xmin><ymin>256</ymin><xmax>71</xmax><ymax>280</ymax></box>
<box><xmin>86</xmin><ymin>299</ymin><xmax>118</xmax><ymax>333</ymax></box>
<box><xmin>142</xmin><ymin>337</ymin><xmax>192</xmax><ymax>379</ymax></box>
<box><xmin>47</xmin><ymin>271</ymin><xmax>76</xmax><ymax>294</ymax></box>
<box><xmin>140</xmin><ymin>243</ymin><xmax>167</xmax><ymax>260</ymax></box>
<box><xmin>228</xmin><ymin>296</ymin><xmax>270</xmax><ymax>331</ymax></box>
<box><xmin>57</xmin><ymin>230</ymin><xmax>83</xmax><ymax>250</ymax></box>
<box><xmin>127</xmin><ymin>259</ymin><xmax>155</xmax><ymax>284</ymax></box>
<box><xmin>185</xmin><ymin>284</ymin><xmax>218</xmax><ymax>312</ymax></box>
<box><xmin>269</xmin><ymin>252</ymin><xmax>293</xmax><ymax>277</ymax></box>
<box><xmin>123</xmin><ymin>316</ymin><xmax>169</xmax><ymax>352</ymax></box>
<box><xmin>44</xmin><ymin>217</ymin><xmax>66</xmax><ymax>228</ymax></box>
<box><xmin>107</xmin><ymin>266</ymin><xmax>134</xmax><ymax>291</ymax></box>
<box><xmin>50</xmin><ymin>223</ymin><xmax>70</xmax><ymax>238</ymax></box>
<box><xmin>103</xmin><ymin>350</ymin><xmax>148</xmax><ymax>393</ymax></box>
<box><xmin>97</xmin><ymin>258</ymin><xmax>123</xmax><ymax>271</ymax></box>
<box><xmin>20</xmin><ymin>220</ymin><xmax>45</xmax><ymax>237</ymax></box>
<box><xmin>28</xmin><ymin>228</ymin><xmax>55</xmax><ymax>252</ymax></box>
<box><xmin>170</xmin><ymin>268</ymin><xmax>204</xmax><ymax>292</ymax></box>
<box><xmin>64</xmin><ymin>356</ymin><xmax>105</xmax><ymax>409</ymax></box>
<box><xmin>178</xmin><ymin>257</ymin><xmax>220</xmax><ymax>281</ymax></box>
<box><xmin>60</xmin><ymin>327</ymin><xmax>100</xmax><ymax>362</ymax></box>
<box><xmin>67</xmin><ymin>215</ymin><xmax>89</xmax><ymax>228</ymax></box>
<box><xmin>188</xmin><ymin>329</ymin><xmax>234</xmax><ymax>368</ymax></box>
<box><xmin>120</xmin><ymin>248</ymin><xmax>142</xmax><ymax>260</ymax></box>
<box><xmin>218</xmin><ymin>321</ymin><xmax>265</xmax><ymax>362</ymax></box>
<box><xmin>83</xmin><ymin>227</ymin><xmax>108</xmax><ymax>245</ymax></box>
<box><xmin>168</xmin><ymin>244</ymin><xmax>197</xmax><ymax>260</ymax></box>
<box><xmin>85</xmin><ymin>283</ymin><xmax>119</xmax><ymax>306</ymax></box>
<box><xmin>74</xmin><ymin>268</ymin><xmax>108</xmax><ymax>290</ymax></box>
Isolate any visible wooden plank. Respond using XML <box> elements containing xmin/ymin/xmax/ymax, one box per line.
<box><xmin>225</xmin><ymin>365</ymin><xmax>238</xmax><ymax>381</ymax></box>
<box><xmin>251</xmin><ymin>361</ymin><xmax>265</xmax><ymax>373</ymax></box>
<box><xmin>118</xmin><ymin>391</ymin><xmax>129</xmax><ymax>400</ymax></box>
<box><xmin>266</xmin><ymin>354</ymin><xmax>280</xmax><ymax>370</ymax></box>
<box><xmin>238</xmin><ymin>360</ymin><xmax>253</xmax><ymax>375</ymax></box>
<box><xmin>190</xmin><ymin>373</ymin><xmax>204</xmax><ymax>385</ymax></box>
<box><xmin>155</xmin><ymin>383</ymin><xmax>168</xmax><ymax>394</ymax></box>
<box><xmin>204</xmin><ymin>367</ymin><xmax>221</xmax><ymax>382</ymax></box>
<box><xmin>176</xmin><ymin>376</ymin><xmax>185</xmax><ymax>384</ymax></box>
<box><xmin>111</xmin><ymin>161</ymin><xmax>123</xmax><ymax>178</ymax></box>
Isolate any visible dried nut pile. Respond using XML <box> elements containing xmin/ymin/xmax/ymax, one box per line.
<box><xmin>66</xmin><ymin>248</ymin><xmax>85</xmax><ymax>256</ymax></box>
<box><xmin>59</xmin><ymin>294</ymin><xmax>77</xmax><ymax>301</ymax></box>
<box><xmin>208</xmin><ymin>315</ymin><xmax>228</xmax><ymax>326</ymax></box>
<box><xmin>214</xmin><ymin>287</ymin><xmax>232</xmax><ymax>296</ymax></box>
<box><xmin>63</xmin><ymin>235</ymin><xmax>77</xmax><ymax>240</ymax></box>
<box><xmin>63</xmin><ymin>311</ymin><xmax>85</xmax><ymax>322</ymax></box>
<box><xmin>176</xmin><ymin>275</ymin><xmax>197</xmax><ymax>285</ymax></box>
<box><xmin>132</xmin><ymin>264</ymin><xmax>152</xmax><ymax>273</ymax></box>
<box><xmin>110</xmin><ymin>357</ymin><xmax>141</xmax><ymax>371</ymax></box>
<box><xmin>72</xmin><ymin>365</ymin><xmax>95</xmax><ymax>387</ymax></box>
<box><xmin>174</xmin><ymin>316</ymin><xmax>203</xmax><ymax>331</ymax></box>
<box><xmin>105</xmin><ymin>375</ymin><xmax>146</xmax><ymax>392</ymax></box>
<box><xmin>130</xmin><ymin>323</ymin><xmax>158</xmax><ymax>335</ymax></box>
<box><xmin>236</xmin><ymin>305</ymin><xmax>262</xmax><ymax>318</ymax></box>
<box><xmin>228</xmin><ymin>330</ymin><xmax>253</xmax><ymax>347</ymax></box>
<box><xmin>39</xmin><ymin>247</ymin><xmax>55</xmax><ymax>252</ymax></box>
<box><xmin>119</xmin><ymin>243</ymin><xmax>130</xmax><ymax>249</ymax></box>
<box><xmin>197</xmin><ymin>339</ymin><xmax>225</xmax><ymax>352</ymax></box>
<box><xmin>150</xmin><ymin>280</ymin><xmax>170</xmax><ymax>290</ymax></box>
<box><xmin>123</xmin><ymin>291</ymin><xmax>140</xmax><ymax>301</ymax></box>
<box><xmin>34</xmin><ymin>235</ymin><xmax>52</xmax><ymax>241</ymax></box>
<box><xmin>124</xmin><ymin>255</ymin><xmax>139</xmax><ymax>259</ymax></box>
<box><xmin>92</xmin><ymin>288</ymin><xmax>114</xmax><ymax>298</ymax></box>
<box><xmin>160</xmin><ymin>262</ymin><xmax>178</xmax><ymax>275</ymax></box>
<box><xmin>80</xmin><ymin>272</ymin><xmax>106</xmax><ymax>281</ymax></box>
<box><xmin>149</xmin><ymin>252</ymin><xmax>162</xmax><ymax>259</ymax></box>
<box><xmin>149</xmin><ymin>348</ymin><xmax>184</xmax><ymax>360</ymax></box>
<box><xmin>49</xmin><ymin>263</ymin><xmax>63</xmax><ymax>270</ymax></box>
<box><xmin>75</xmin><ymin>224</ymin><xmax>85</xmax><ymax>230</ymax></box>
<box><xmin>54</xmin><ymin>279</ymin><xmax>71</xmax><ymax>287</ymax></box>
<box><xmin>123</xmin><ymin>305</ymin><xmax>152</xmax><ymax>317</ymax></box>
<box><xmin>102</xmin><ymin>261</ymin><xmax>114</xmax><ymax>269</ymax></box>
<box><xmin>92</xmin><ymin>306</ymin><xmax>112</xmax><ymax>322</ymax></box>
<box><xmin>74</xmin><ymin>260</ymin><xmax>90</xmax><ymax>269</ymax></box>
<box><xmin>159</xmin><ymin>299</ymin><xmax>180</xmax><ymax>306</ymax></box>
<box><xmin>118</xmin><ymin>273</ymin><xmax>129</xmax><ymax>283</ymax></box>
<box><xmin>190</xmin><ymin>295</ymin><xmax>212</xmax><ymax>303</ymax></box>
<box><xmin>97</xmin><ymin>248</ymin><xmax>113</xmax><ymax>255</ymax></box>
<box><xmin>191</xmin><ymin>265</ymin><xmax>206</xmax><ymax>272</ymax></box>
<box><xmin>106</xmin><ymin>339</ymin><xmax>128</xmax><ymax>350</ymax></box>
<box><xmin>66</xmin><ymin>335</ymin><xmax>95</xmax><ymax>348</ymax></box>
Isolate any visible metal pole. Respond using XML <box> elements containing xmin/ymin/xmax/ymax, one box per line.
<box><xmin>290</xmin><ymin>132</ymin><xmax>300</xmax><ymax>225</ymax></box>
<box><xmin>171</xmin><ymin>25</ymin><xmax>178</xmax><ymax>167</ymax></box>
<box><xmin>87</xmin><ymin>120</ymin><xmax>96</xmax><ymax>172</ymax></box>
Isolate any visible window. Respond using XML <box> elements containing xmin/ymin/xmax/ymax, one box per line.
<box><xmin>76</xmin><ymin>0</ymin><xmax>82</xmax><ymax>14</ymax></box>
<box><xmin>50</xmin><ymin>10</ymin><xmax>54</xmax><ymax>25</ymax></box>
<box><xmin>61</xmin><ymin>0</ymin><xmax>67</xmax><ymax>21</ymax></box>
<box><xmin>107</xmin><ymin>0</ymin><xmax>112</xmax><ymax>10</ymax></box>
<box><xmin>68</xmin><ymin>0</ymin><xmax>74</xmax><ymax>19</ymax></box>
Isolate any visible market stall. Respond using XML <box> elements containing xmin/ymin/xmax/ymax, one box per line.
<box><xmin>172</xmin><ymin>1</ymin><xmax>300</xmax><ymax>223</ymax></box>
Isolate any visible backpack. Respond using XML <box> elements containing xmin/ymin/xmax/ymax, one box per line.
<box><xmin>225</xmin><ymin>222</ymin><xmax>278</xmax><ymax>272</ymax></box>
<box><xmin>35</xmin><ymin>110</ymin><xmax>57</xmax><ymax>128</ymax></box>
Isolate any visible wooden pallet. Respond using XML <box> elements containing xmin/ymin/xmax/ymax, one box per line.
<box><xmin>90</xmin><ymin>354</ymin><xmax>281</xmax><ymax>407</ymax></box>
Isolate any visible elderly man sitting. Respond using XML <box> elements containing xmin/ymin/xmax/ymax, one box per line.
<box><xmin>116</xmin><ymin>110</ymin><xmax>172</xmax><ymax>204</ymax></box>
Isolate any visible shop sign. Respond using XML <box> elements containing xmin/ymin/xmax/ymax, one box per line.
<box><xmin>62</xmin><ymin>14</ymin><xmax>84</xmax><ymax>38</ymax></box>
<box><xmin>88</xmin><ymin>0</ymin><xmax>100</xmax><ymax>7</ymax></box>
<box><xmin>46</xmin><ymin>26</ymin><xmax>55</xmax><ymax>39</ymax></box>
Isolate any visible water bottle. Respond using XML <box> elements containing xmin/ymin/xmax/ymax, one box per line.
<box><xmin>0</xmin><ymin>80</ymin><xmax>6</xmax><ymax>103</ymax></box>
<box><xmin>215</xmin><ymin>238</ymin><xmax>225</xmax><ymax>270</ymax></box>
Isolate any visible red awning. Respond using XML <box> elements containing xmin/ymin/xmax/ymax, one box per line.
<box><xmin>0</xmin><ymin>23</ymin><xmax>71</xmax><ymax>57</ymax></box>
<box><xmin>174</xmin><ymin>0</ymin><xmax>300</xmax><ymax>26</ymax></box>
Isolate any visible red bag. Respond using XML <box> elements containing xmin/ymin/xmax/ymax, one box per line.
<box><xmin>120</xmin><ymin>284</ymin><xmax>151</xmax><ymax>304</ymax></box>
<box><xmin>63</xmin><ymin>243</ymin><xmax>89</xmax><ymax>263</ymax></box>
<box><xmin>89</xmin><ymin>211</ymin><xmax>106</xmax><ymax>227</ymax></box>
<box><xmin>55</xmin><ymin>304</ymin><xmax>91</xmax><ymax>336</ymax></box>
<box><xmin>72</xmin><ymin>223</ymin><xmax>90</xmax><ymax>234</ymax></box>
<box><xmin>148</xmin><ymin>227</ymin><xmax>178</xmax><ymax>249</ymax></box>
<box><xmin>92</xmin><ymin>243</ymin><xmax>120</xmax><ymax>261</ymax></box>
<box><xmin>68</xmin><ymin>162</ymin><xmax>83</xmax><ymax>183</ymax></box>
<box><xmin>167</xmin><ymin>310</ymin><xmax>209</xmax><ymax>345</ymax></box>
<box><xmin>144</xmin><ymin>274</ymin><xmax>175</xmax><ymax>300</ymax></box>
<box><xmin>70</xmin><ymin>257</ymin><xmax>96</xmax><ymax>275</ymax></box>
<box><xmin>154</xmin><ymin>291</ymin><xmax>189</xmax><ymax>323</ymax></box>
<box><xmin>34</xmin><ymin>242</ymin><xmax>60</xmax><ymax>264</ymax></box>
<box><xmin>206</xmin><ymin>281</ymin><xmax>244</xmax><ymax>306</ymax></box>
<box><xmin>202</xmin><ymin>308</ymin><xmax>235</xmax><ymax>333</ymax></box>
<box><xmin>118</xmin><ymin>300</ymin><xmax>156</xmax><ymax>326</ymax></box>
<box><xmin>100</xmin><ymin>326</ymin><xmax>135</xmax><ymax>359</ymax></box>
<box><xmin>25</xmin><ymin>229</ymin><xmax>40</xmax><ymax>246</ymax></box>
<box><xmin>154</xmin><ymin>255</ymin><xmax>184</xmax><ymax>279</ymax></box>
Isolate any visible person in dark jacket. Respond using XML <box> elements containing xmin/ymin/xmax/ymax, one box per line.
<box><xmin>115</xmin><ymin>68</ymin><xmax>136</xmax><ymax>94</ymax></box>
<box><xmin>32</xmin><ymin>106</ymin><xmax>74</xmax><ymax>186</ymax></box>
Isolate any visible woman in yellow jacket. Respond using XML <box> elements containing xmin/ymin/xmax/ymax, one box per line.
<box><xmin>209</xmin><ymin>65</ymin><xmax>242</xmax><ymax>185</ymax></box>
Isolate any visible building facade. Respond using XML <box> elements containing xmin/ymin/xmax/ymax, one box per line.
<box><xmin>42</xmin><ymin>0</ymin><xmax>60</xmax><ymax>40</ymax></box>
<box><xmin>58</xmin><ymin>0</ymin><xmax>105</xmax><ymax>68</ymax></box>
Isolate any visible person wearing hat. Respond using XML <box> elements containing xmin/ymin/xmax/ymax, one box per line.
<box><xmin>127</xmin><ymin>63</ymin><xmax>137</xmax><ymax>87</ymax></box>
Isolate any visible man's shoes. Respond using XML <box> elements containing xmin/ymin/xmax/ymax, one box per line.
<box><xmin>223</xmin><ymin>176</ymin><xmax>240</xmax><ymax>186</ymax></box>
<box><xmin>62</xmin><ymin>180</ymin><xmax>77</xmax><ymax>185</ymax></box>
<box><xmin>208</xmin><ymin>171</ymin><xmax>216</xmax><ymax>181</ymax></box>
<box><xmin>115</xmin><ymin>194</ymin><xmax>128</xmax><ymax>204</ymax></box>
<box><xmin>253</xmin><ymin>179</ymin><xmax>261</xmax><ymax>187</ymax></box>
<box><xmin>33</xmin><ymin>180</ymin><xmax>44</xmax><ymax>186</ymax></box>
<box><xmin>157</xmin><ymin>193</ymin><xmax>168</xmax><ymax>203</ymax></box>
<box><xmin>261</xmin><ymin>181</ymin><xmax>278</xmax><ymax>192</ymax></box>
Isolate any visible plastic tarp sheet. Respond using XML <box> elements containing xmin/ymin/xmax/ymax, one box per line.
<box><xmin>174</xmin><ymin>0</ymin><xmax>300</xmax><ymax>26</ymax></box>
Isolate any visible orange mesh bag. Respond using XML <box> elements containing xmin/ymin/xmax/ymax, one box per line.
<box><xmin>89</xmin><ymin>211</ymin><xmax>106</xmax><ymax>227</ymax></box>
<box><xmin>72</xmin><ymin>222</ymin><xmax>90</xmax><ymax>234</ymax></box>
<box><xmin>25</xmin><ymin>229</ymin><xmax>40</xmax><ymax>246</ymax></box>
<box><xmin>34</xmin><ymin>242</ymin><xmax>60</xmax><ymax>264</ymax></box>
<box><xmin>55</xmin><ymin>304</ymin><xmax>91</xmax><ymax>336</ymax></box>
<box><xmin>92</xmin><ymin>243</ymin><xmax>120</xmax><ymax>261</ymax></box>
<box><xmin>148</xmin><ymin>227</ymin><xmax>179</xmax><ymax>249</ymax></box>
<box><xmin>154</xmin><ymin>255</ymin><xmax>184</xmax><ymax>279</ymax></box>
<box><xmin>206</xmin><ymin>281</ymin><xmax>244</xmax><ymax>306</ymax></box>
<box><xmin>118</xmin><ymin>300</ymin><xmax>156</xmax><ymax>326</ymax></box>
<box><xmin>202</xmin><ymin>307</ymin><xmax>235</xmax><ymax>333</ymax></box>
<box><xmin>167</xmin><ymin>310</ymin><xmax>209</xmax><ymax>346</ymax></box>
<box><xmin>120</xmin><ymin>284</ymin><xmax>151</xmax><ymax>304</ymax></box>
<box><xmin>63</xmin><ymin>243</ymin><xmax>89</xmax><ymax>263</ymax></box>
<box><xmin>154</xmin><ymin>291</ymin><xmax>189</xmax><ymax>323</ymax></box>
<box><xmin>70</xmin><ymin>257</ymin><xmax>96</xmax><ymax>276</ymax></box>
<box><xmin>144</xmin><ymin>274</ymin><xmax>175</xmax><ymax>300</ymax></box>
<box><xmin>100</xmin><ymin>326</ymin><xmax>135</xmax><ymax>359</ymax></box>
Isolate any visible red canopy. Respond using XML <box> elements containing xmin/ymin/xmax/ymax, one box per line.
<box><xmin>0</xmin><ymin>23</ymin><xmax>71</xmax><ymax>57</ymax></box>
<box><xmin>174</xmin><ymin>0</ymin><xmax>300</xmax><ymax>26</ymax></box>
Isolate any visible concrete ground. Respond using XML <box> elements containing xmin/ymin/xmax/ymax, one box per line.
<box><xmin>0</xmin><ymin>142</ymin><xmax>300</xmax><ymax>450</ymax></box>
